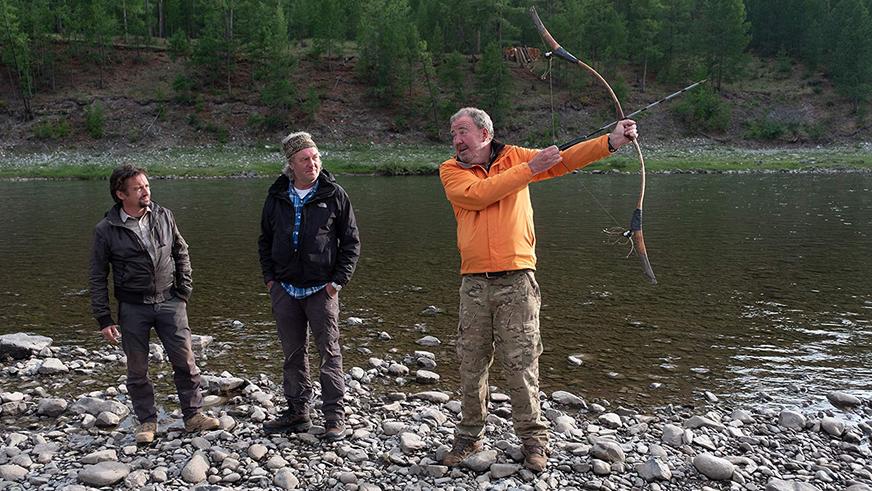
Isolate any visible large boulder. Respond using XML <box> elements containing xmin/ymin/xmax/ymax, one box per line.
<box><xmin>0</xmin><ymin>333</ymin><xmax>53</xmax><ymax>359</ymax></box>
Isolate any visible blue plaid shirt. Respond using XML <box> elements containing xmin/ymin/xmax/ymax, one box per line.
<box><xmin>281</xmin><ymin>181</ymin><xmax>327</xmax><ymax>299</ymax></box>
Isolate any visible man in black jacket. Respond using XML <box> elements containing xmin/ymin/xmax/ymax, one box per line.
<box><xmin>90</xmin><ymin>164</ymin><xmax>219</xmax><ymax>444</ymax></box>
<box><xmin>259</xmin><ymin>132</ymin><xmax>360</xmax><ymax>441</ymax></box>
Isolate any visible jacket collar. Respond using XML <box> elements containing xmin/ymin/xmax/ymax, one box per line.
<box><xmin>268</xmin><ymin>169</ymin><xmax>337</xmax><ymax>202</ymax></box>
<box><xmin>105</xmin><ymin>202</ymin><xmax>160</xmax><ymax>226</ymax></box>
<box><xmin>454</xmin><ymin>140</ymin><xmax>506</xmax><ymax>170</ymax></box>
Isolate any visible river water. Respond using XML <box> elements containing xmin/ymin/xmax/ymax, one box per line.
<box><xmin>0</xmin><ymin>173</ymin><xmax>870</xmax><ymax>411</ymax></box>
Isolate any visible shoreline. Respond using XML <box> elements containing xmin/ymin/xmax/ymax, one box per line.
<box><xmin>1</xmin><ymin>142</ymin><xmax>870</xmax><ymax>180</ymax></box>
<box><xmin>1</xmin><ymin>332</ymin><xmax>870</xmax><ymax>490</ymax></box>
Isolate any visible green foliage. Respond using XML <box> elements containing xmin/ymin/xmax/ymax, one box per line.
<box><xmin>475</xmin><ymin>42</ymin><xmax>510</xmax><ymax>125</ymax></box>
<box><xmin>172</xmin><ymin>74</ymin><xmax>195</xmax><ymax>104</ymax></box>
<box><xmin>674</xmin><ymin>85</ymin><xmax>731</xmax><ymax>132</ymax></box>
<box><xmin>829</xmin><ymin>0</ymin><xmax>872</xmax><ymax>111</ymax></box>
<box><xmin>743</xmin><ymin>117</ymin><xmax>785</xmax><ymax>140</ymax></box>
<box><xmin>0</xmin><ymin>0</ymin><xmax>34</xmax><ymax>119</ymax></box>
<box><xmin>85</xmin><ymin>102</ymin><xmax>106</xmax><ymax>139</ymax></box>
<box><xmin>775</xmin><ymin>49</ymin><xmax>792</xmax><ymax>78</ymax></box>
<box><xmin>303</xmin><ymin>87</ymin><xmax>321</xmax><ymax>122</ymax></box>
<box><xmin>33</xmin><ymin>119</ymin><xmax>71</xmax><ymax>139</ymax></box>
<box><xmin>169</xmin><ymin>29</ymin><xmax>191</xmax><ymax>61</ymax></box>
<box><xmin>356</xmin><ymin>0</ymin><xmax>418</xmax><ymax>106</ymax></box>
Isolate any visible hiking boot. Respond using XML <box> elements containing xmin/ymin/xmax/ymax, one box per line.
<box><xmin>184</xmin><ymin>412</ymin><xmax>220</xmax><ymax>432</ymax></box>
<box><xmin>441</xmin><ymin>435</ymin><xmax>483</xmax><ymax>466</ymax></box>
<box><xmin>322</xmin><ymin>420</ymin><xmax>346</xmax><ymax>441</ymax></box>
<box><xmin>262</xmin><ymin>409</ymin><xmax>312</xmax><ymax>434</ymax></box>
<box><xmin>522</xmin><ymin>442</ymin><xmax>549</xmax><ymax>472</ymax></box>
<box><xmin>135</xmin><ymin>421</ymin><xmax>157</xmax><ymax>444</ymax></box>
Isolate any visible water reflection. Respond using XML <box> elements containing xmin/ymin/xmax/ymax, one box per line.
<box><xmin>0</xmin><ymin>173</ymin><xmax>869</xmax><ymax>410</ymax></box>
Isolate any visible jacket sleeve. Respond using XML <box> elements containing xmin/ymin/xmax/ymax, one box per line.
<box><xmin>439</xmin><ymin>162</ymin><xmax>533</xmax><ymax>211</ymax></box>
<box><xmin>530</xmin><ymin>134</ymin><xmax>611</xmax><ymax>182</ymax></box>
<box><xmin>89</xmin><ymin>226</ymin><xmax>115</xmax><ymax>329</ymax></box>
<box><xmin>258</xmin><ymin>196</ymin><xmax>276</xmax><ymax>285</ymax></box>
<box><xmin>169</xmin><ymin>210</ymin><xmax>193</xmax><ymax>301</ymax></box>
<box><xmin>331</xmin><ymin>192</ymin><xmax>361</xmax><ymax>286</ymax></box>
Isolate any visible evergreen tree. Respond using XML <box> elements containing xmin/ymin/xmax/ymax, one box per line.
<box><xmin>829</xmin><ymin>0</ymin><xmax>872</xmax><ymax>111</ymax></box>
<box><xmin>475</xmin><ymin>41</ymin><xmax>510</xmax><ymax>124</ymax></box>
<box><xmin>695</xmin><ymin>0</ymin><xmax>750</xmax><ymax>90</ymax></box>
<box><xmin>83</xmin><ymin>0</ymin><xmax>117</xmax><ymax>89</ymax></box>
<box><xmin>0</xmin><ymin>0</ymin><xmax>34</xmax><ymax>119</ymax></box>
<box><xmin>624</xmin><ymin>0</ymin><xmax>665</xmax><ymax>92</ymax></box>
<box><xmin>192</xmin><ymin>1</ymin><xmax>236</xmax><ymax>92</ymax></box>
<box><xmin>356</xmin><ymin>0</ymin><xmax>417</xmax><ymax>106</ymax></box>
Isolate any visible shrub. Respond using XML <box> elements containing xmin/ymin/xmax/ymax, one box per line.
<box><xmin>85</xmin><ymin>103</ymin><xmax>105</xmax><ymax>139</ymax></box>
<box><xmin>744</xmin><ymin>117</ymin><xmax>785</xmax><ymax>140</ymax></box>
<box><xmin>33</xmin><ymin>119</ymin><xmax>71</xmax><ymax>140</ymax></box>
<box><xmin>172</xmin><ymin>74</ymin><xmax>195</xmax><ymax>104</ymax></box>
<box><xmin>674</xmin><ymin>86</ymin><xmax>731</xmax><ymax>132</ymax></box>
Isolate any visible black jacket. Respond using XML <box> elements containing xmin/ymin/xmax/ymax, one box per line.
<box><xmin>89</xmin><ymin>202</ymin><xmax>193</xmax><ymax>328</ymax></box>
<box><xmin>258</xmin><ymin>171</ymin><xmax>360</xmax><ymax>288</ymax></box>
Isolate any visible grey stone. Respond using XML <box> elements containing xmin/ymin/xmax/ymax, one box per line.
<box><xmin>400</xmin><ymin>432</ymin><xmax>426</xmax><ymax>454</ymax></box>
<box><xmin>81</xmin><ymin>449</ymin><xmax>117</xmax><ymax>464</ymax></box>
<box><xmin>820</xmin><ymin>416</ymin><xmax>845</xmax><ymax>437</ymax></box>
<box><xmin>181</xmin><ymin>451</ymin><xmax>210</xmax><ymax>483</ymax></box>
<box><xmin>70</xmin><ymin>396</ymin><xmax>130</xmax><ymax>418</ymax></box>
<box><xmin>684</xmin><ymin>415</ymin><xmax>726</xmax><ymax>431</ymax></box>
<box><xmin>636</xmin><ymin>457</ymin><xmax>672</xmax><ymax>482</ymax></box>
<box><xmin>38</xmin><ymin>357</ymin><xmax>69</xmax><ymax>374</ymax></box>
<box><xmin>778</xmin><ymin>410</ymin><xmax>806</xmax><ymax>430</ymax></box>
<box><xmin>0</xmin><ymin>333</ymin><xmax>53</xmax><ymax>359</ymax></box>
<box><xmin>415</xmin><ymin>370</ymin><xmax>440</xmax><ymax>383</ymax></box>
<box><xmin>552</xmin><ymin>390</ymin><xmax>586</xmax><ymax>407</ymax></box>
<box><xmin>591</xmin><ymin>439</ymin><xmax>625</xmax><ymax>463</ymax></box>
<box><xmin>661</xmin><ymin>424</ymin><xmax>684</xmax><ymax>447</ymax></box>
<box><xmin>78</xmin><ymin>461</ymin><xmax>130</xmax><ymax>486</ymax></box>
<box><xmin>37</xmin><ymin>398</ymin><xmax>68</xmax><ymax>417</ymax></box>
<box><xmin>826</xmin><ymin>391</ymin><xmax>862</xmax><ymax>409</ymax></box>
<box><xmin>765</xmin><ymin>478</ymin><xmax>823</xmax><ymax>491</ymax></box>
<box><xmin>412</xmin><ymin>391</ymin><xmax>450</xmax><ymax>403</ymax></box>
<box><xmin>462</xmin><ymin>449</ymin><xmax>498</xmax><ymax>472</ymax></box>
<box><xmin>415</xmin><ymin>335</ymin><xmax>441</xmax><ymax>346</ymax></box>
<box><xmin>0</xmin><ymin>464</ymin><xmax>28</xmax><ymax>481</ymax></box>
<box><xmin>693</xmin><ymin>453</ymin><xmax>734</xmax><ymax>481</ymax></box>
<box><xmin>274</xmin><ymin>468</ymin><xmax>300</xmax><ymax>490</ymax></box>
<box><xmin>490</xmin><ymin>463</ymin><xmax>520</xmax><ymax>478</ymax></box>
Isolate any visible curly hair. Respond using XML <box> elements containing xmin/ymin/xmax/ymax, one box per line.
<box><xmin>109</xmin><ymin>164</ymin><xmax>148</xmax><ymax>203</ymax></box>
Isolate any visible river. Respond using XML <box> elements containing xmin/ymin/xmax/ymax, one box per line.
<box><xmin>0</xmin><ymin>172</ymin><xmax>869</xmax><ymax>410</ymax></box>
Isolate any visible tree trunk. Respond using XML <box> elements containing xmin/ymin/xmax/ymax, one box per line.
<box><xmin>158</xmin><ymin>0</ymin><xmax>164</xmax><ymax>38</ymax></box>
<box><xmin>145</xmin><ymin>0</ymin><xmax>152</xmax><ymax>38</ymax></box>
<box><xmin>122</xmin><ymin>0</ymin><xmax>129</xmax><ymax>43</ymax></box>
<box><xmin>641</xmin><ymin>55</ymin><xmax>647</xmax><ymax>93</ymax></box>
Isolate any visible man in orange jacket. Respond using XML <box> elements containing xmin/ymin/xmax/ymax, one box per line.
<box><xmin>439</xmin><ymin>107</ymin><xmax>638</xmax><ymax>472</ymax></box>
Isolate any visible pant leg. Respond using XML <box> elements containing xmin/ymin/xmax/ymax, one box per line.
<box><xmin>152</xmin><ymin>296</ymin><xmax>203</xmax><ymax>420</ymax></box>
<box><xmin>270</xmin><ymin>284</ymin><xmax>313</xmax><ymax>412</ymax></box>
<box><xmin>455</xmin><ymin>275</ymin><xmax>495</xmax><ymax>440</ymax></box>
<box><xmin>119</xmin><ymin>301</ymin><xmax>158</xmax><ymax>423</ymax></box>
<box><xmin>303</xmin><ymin>288</ymin><xmax>344</xmax><ymax>421</ymax></box>
<box><xmin>492</xmin><ymin>270</ymin><xmax>547</xmax><ymax>446</ymax></box>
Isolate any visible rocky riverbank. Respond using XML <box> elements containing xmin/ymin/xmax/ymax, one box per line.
<box><xmin>1</xmin><ymin>332</ymin><xmax>870</xmax><ymax>491</ymax></box>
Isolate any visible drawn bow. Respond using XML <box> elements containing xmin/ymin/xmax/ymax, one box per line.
<box><xmin>530</xmin><ymin>7</ymin><xmax>657</xmax><ymax>285</ymax></box>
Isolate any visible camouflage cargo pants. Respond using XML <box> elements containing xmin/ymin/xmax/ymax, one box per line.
<box><xmin>454</xmin><ymin>270</ymin><xmax>548</xmax><ymax>446</ymax></box>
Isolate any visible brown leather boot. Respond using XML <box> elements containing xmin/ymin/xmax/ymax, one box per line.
<box><xmin>322</xmin><ymin>420</ymin><xmax>346</xmax><ymax>441</ymax></box>
<box><xmin>263</xmin><ymin>409</ymin><xmax>312</xmax><ymax>434</ymax></box>
<box><xmin>184</xmin><ymin>412</ymin><xmax>220</xmax><ymax>432</ymax></box>
<box><xmin>522</xmin><ymin>442</ymin><xmax>549</xmax><ymax>472</ymax></box>
<box><xmin>441</xmin><ymin>435</ymin><xmax>483</xmax><ymax>466</ymax></box>
<box><xmin>135</xmin><ymin>421</ymin><xmax>157</xmax><ymax>444</ymax></box>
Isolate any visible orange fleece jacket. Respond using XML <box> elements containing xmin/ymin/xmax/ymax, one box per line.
<box><xmin>440</xmin><ymin>134</ymin><xmax>611</xmax><ymax>275</ymax></box>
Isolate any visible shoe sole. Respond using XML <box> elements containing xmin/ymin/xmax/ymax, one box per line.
<box><xmin>263</xmin><ymin>421</ymin><xmax>312</xmax><ymax>434</ymax></box>
<box><xmin>321</xmin><ymin>431</ymin><xmax>346</xmax><ymax>441</ymax></box>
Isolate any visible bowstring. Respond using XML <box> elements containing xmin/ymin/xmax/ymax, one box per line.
<box><xmin>543</xmin><ymin>56</ymin><xmax>630</xmax><ymax>253</ymax></box>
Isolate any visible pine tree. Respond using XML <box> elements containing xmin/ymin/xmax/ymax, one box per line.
<box><xmin>695</xmin><ymin>0</ymin><xmax>750</xmax><ymax>90</ymax></box>
<box><xmin>475</xmin><ymin>41</ymin><xmax>510</xmax><ymax>125</ymax></box>
<box><xmin>829</xmin><ymin>0</ymin><xmax>872</xmax><ymax>111</ymax></box>
<box><xmin>0</xmin><ymin>0</ymin><xmax>34</xmax><ymax>119</ymax></box>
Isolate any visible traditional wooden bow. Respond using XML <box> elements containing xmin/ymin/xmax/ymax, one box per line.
<box><xmin>530</xmin><ymin>7</ymin><xmax>657</xmax><ymax>285</ymax></box>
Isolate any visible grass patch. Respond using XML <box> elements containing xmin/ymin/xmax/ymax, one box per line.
<box><xmin>0</xmin><ymin>143</ymin><xmax>870</xmax><ymax>180</ymax></box>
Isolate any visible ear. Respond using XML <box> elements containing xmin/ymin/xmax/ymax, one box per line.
<box><xmin>115</xmin><ymin>189</ymin><xmax>127</xmax><ymax>201</ymax></box>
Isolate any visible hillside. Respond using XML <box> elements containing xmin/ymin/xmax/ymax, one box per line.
<box><xmin>1</xmin><ymin>44</ymin><xmax>870</xmax><ymax>154</ymax></box>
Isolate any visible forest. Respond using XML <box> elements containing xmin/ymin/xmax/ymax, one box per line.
<box><xmin>2</xmin><ymin>0</ymin><xmax>871</xmax><ymax>145</ymax></box>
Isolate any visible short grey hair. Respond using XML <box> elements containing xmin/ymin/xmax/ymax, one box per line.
<box><xmin>450</xmin><ymin>107</ymin><xmax>494</xmax><ymax>142</ymax></box>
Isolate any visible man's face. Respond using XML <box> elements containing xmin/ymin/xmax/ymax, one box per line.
<box><xmin>290</xmin><ymin>146</ymin><xmax>321</xmax><ymax>187</ymax></box>
<box><xmin>117</xmin><ymin>173</ymin><xmax>151</xmax><ymax>211</ymax></box>
<box><xmin>450</xmin><ymin>115</ymin><xmax>490</xmax><ymax>164</ymax></box>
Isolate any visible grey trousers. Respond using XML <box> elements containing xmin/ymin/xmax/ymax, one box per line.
<box><xmin>270</xmin><ymin>285</ymin><xmax>345</xmax><ymax>421</ymax></box>
<box><xmin>119</xmin><ymin>296</ymin><xmax>203</xmax><ymax>423</ymax></box>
